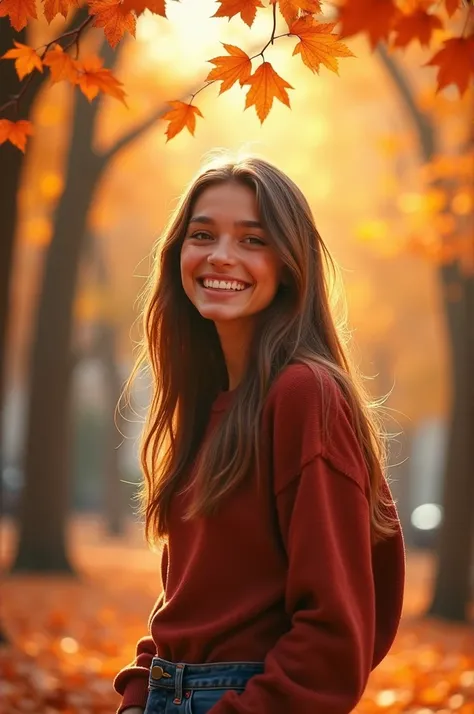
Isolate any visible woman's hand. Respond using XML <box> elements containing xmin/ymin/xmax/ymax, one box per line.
<box><xmin>121</xmin><ymin>708</ymin><xmax>144</xmax><ymax>714</ymax></box>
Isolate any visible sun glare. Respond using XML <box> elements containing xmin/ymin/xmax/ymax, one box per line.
<box><xmin>136</xmin><ymin>0</ymin><xmax>271</xmax><ymax>72</ymax></box>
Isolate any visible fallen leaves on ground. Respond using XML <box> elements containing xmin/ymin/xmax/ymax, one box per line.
<box><xmin>0</xmin><ymin>517</ymin><xmax>473</xmax><ymax>714</ymax></box>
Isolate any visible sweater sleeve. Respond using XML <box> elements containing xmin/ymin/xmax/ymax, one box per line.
<box><xmin>208</xmin><ymin>456</ymin><xmax>377</xmax><ymax>714</ymax></box>
<box><xmin>113</xmin><ymin>544</ymin><xmax>169</xmax><ymax>714</ymax></box>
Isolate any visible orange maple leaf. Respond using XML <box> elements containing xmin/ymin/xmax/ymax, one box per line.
<box><xmin>426</xmin><ymin>36</ymin><xmax>474</xmax><ymax>96</ymax></box>
<box><xmin>43</xmin><ymin>44</ymin><xmax>80</xmax><ymax>84</ymax></box>
<box><xmin>89</xmin><ymin>0</ymin><xmax>136</xmax><ymax>48</ymax></box>
<box><xmin>43</xmin><ymin>0</ymin><xmax>72</xmax><ymax>23</ymax></box>
<box><xmin>206</xmin><ymin>44</ymin><xmax>252</xmax><ymax>94</ymax></box>
<box><xmin>0</xmin><ymin>118</ymin><xmax>34</xmax><ymax>152</ymax></box>
<box><xmin>272</xmin><ymin>0</ymin><xmax>322</xmax><ymax>27</ymax></box>
<box><xmin>444</xmin><ymin>0</ymin><xmax>461</xmax><ymax>16</ymax></box>
<box><xmin>338</xmin><ymin>0</ymin><xmax>400</xmax><ymax>49</ymax></box>
<box><xmin>0</xmin><ymin>0</ymin><xmax>37</xmax><ymax>31</ymax></box>
<box><xmin>213</xmin><ymin>0</ymin><xmax>264</xmax><ymax>27</ymax></box>
<box><xmin>75</xmin><ymin>55</ymin><xmax>127</xmax><ymax>103</ymax></box>
<box><xmin>392</xmin><ymin>9</ymin><xmax>443</xmax><ymax>48</ymax></box>
<box><xmin>121</xmin><ymin>0</ymin><xmax>166</xmax><ymax>15</ymax></box>
<box><xmin>162</xmin><ymin>101</ymin><xmax>203</xmax><ymax>141</ymax></box>
<box><xmin>244</xmin><ymin>62</ymin><xmax>293</xmax><ymax>123</ymax></box>
<box><xmin>2</xmin><ymin>41</ymin><xmax>43</xmax><ymax>81</ymax></box>
<box><xmin>290</xmin><ymin>16</ymin><xmax>354</xmax><ymax>75</ymax></box>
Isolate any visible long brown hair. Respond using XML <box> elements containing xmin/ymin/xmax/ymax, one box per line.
<box><xmin>127</xmin><ymin>155</ymin><xmax>398</xmax><ymax>545</ymax></box>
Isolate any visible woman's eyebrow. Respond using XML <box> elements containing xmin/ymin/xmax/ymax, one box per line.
<box><xmin>188</xmin><ymin>215</ymin><xmax>263</xmax><ymax>229</ymax></box>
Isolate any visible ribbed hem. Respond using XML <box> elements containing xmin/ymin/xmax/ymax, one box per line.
<box><xmin>116</xmin><ymin>678</ymin><xmax>149</xmax><ymax>714</ymax></box>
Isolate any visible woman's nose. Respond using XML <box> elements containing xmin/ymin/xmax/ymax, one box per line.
<box><xmin>207</xmin><ymin>238</ymin><xmax>235</xmax><ymax>266</ymax></box>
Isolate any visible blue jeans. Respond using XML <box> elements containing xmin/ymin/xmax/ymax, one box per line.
<box><xmin>144</xmin><ymin>657</ymin><xmax>264</xmax><ymax>714</ymax></box>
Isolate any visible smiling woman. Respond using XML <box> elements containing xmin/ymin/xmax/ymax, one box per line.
<box><xmin>180</xmin><ymin>182</ymin><xmax>283</xmax><ymax>372</ymax></box>
<box><xmin>113</xmin><ymin>154</ymin><xmax>405</xmax><ymax>714</ymax></box>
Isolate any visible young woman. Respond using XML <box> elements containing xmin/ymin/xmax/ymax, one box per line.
<box><xmin>113</xmin><ymin>155</ymin><xmax>405</xmax><ymax>714</ymax></box>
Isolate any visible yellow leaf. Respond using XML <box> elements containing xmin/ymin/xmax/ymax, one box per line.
<box><xmin>43</xmin><ymin>44</ymin><xmax>80</xmax><ymax>84</ymax></box>
<box><xmin>0</xmin><ymin>118</ymin><xmax>34</xmax><ymax>152</ymax></box>
<box><xmin>290</xmin><ymin>16</ymin><xmax>355</xmax><ymax>74</ymax></box>
<box><xmin>2</xmin><ymin>41</ymin><xmax>43</xmax><ymax>81</ymax></box>
<box><xmin>244</xmin><ymin>62</ymin><xmax>293</xmax><ymax>123</ymax></box>
<box><xmin>162</xmin><ymin>101</ymin><xmax>203</xmax><ymax>141</ymax></box>
<box><xmin>206</xmin><ymin>44</ymin><xmax>252</xmax><ymax>94</ymax></box>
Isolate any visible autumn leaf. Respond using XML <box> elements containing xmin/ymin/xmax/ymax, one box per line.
<box><xmin>392</xmin><ymin>8</ymin><xmax>443</xmax><ymax>49</ymax></box>
<box><xmin>0</xmin><ymin>0</ymin><xmax>37</xmax><ymax>31</ymax></box>
<box><xmin>0</xmin><ymin>118</ymin><xmax>34</xmax><ymax>152</ymax></box>
<box><xmin>206</xmin><ymin>44</ymin><xmax>252</xmax><ymax>94</ymax></box>
<box><xmin>244</xmin><ymin>62</ymin><xmax>293</xmax><ymax>123</ymax></box>
<box><xmin>43</xmin><ymin>44</ymin><xmax>79</xmax><ymax>84</ymax></box>
<box><xmin>89</xmin><ymin>0</ymin><xmax>136</xmax><ymax>48</ymax></box>
<box><xmin>290</xmin><ymin>16</ymin><xmax>355</xmax><ymax>75</ymax></box>
<box><xmin>444</xmin><ymin>0</ymin><xmax>461</xmax><ymax>16</ymax></box>
<box><xmin>338</xmin><ymin>0</ymin><xmax>400</xmax><ymax>49</ymax></box>
<box><xmin>426</xmin><ymin>36</ymin><xmax>474</xmax><ymax>96</ymax></box>
<box><xmin>2</xmin><ymin>42</ymin><xmax>43</xmax><ymax>81</ymax></box>
<box><xmin>272</xmin><ymin>0</ymin><xmax>322</xmax><ymax>26</ymax></box>
<box><xmin>121</xmin><ymin>0</ymin><xmax>166</xmax><ymax>16</ymax></box>
<box><xmin>43</xmin><ymin>0</ymin><xmax>71</xmax><ymax>23</ymax></box>
<box><xmin>213</xmin><ymin>0</ymin><xmax>264</xmax><ymax>27</ymax></box>
<box><xmin>75</xmin><ymin>56</ymin><xmax>127</xmax><ymax>103</ymax></box>
<box><xmin>162</xmin><ymin>101</ymin><xmax>203</xmax><ymax>141</ymax></box>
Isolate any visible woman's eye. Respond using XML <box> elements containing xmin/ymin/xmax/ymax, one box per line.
<box><xmin>243</xmin><ymin>236</ymin><xmax>265</xmax><ymax>246</ymax></box>
<box><xmin>191</xmin><ymin>231</ymin><xmax>213</xmax><ymax>241</ymax></box>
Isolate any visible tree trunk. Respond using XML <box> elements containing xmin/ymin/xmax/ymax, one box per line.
<box><xmin>428</xmin><ymin>245</ymin><xmax>474</xmax><ymax>621</ymax></box>
<box><xmin>11</xmin><ymin>93</ymin><xmax>104</xmax><ymax>573</ymax></box>
<box><xmin>0</xmin><ymin>23</ymin><xmax>28</xmax><ymax>532</ymax></box>
<box><xmin>99</xmin><ymin>321</ymin><xmax>129</xmax><ymax>536</ymax></box>
<box><xmin>377</xmin><ymin>46</ymin><xmax>474</xmax><ymax>620</ymax></box>
<box><xmin>9</xmin><ymin>32</ymin><xmax>196</xmax><ymax>570</ymax></box>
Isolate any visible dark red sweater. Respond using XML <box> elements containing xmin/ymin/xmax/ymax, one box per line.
<box><xmin>114</xmin><ymin>364</ymin><xmax>405</xmax><ymax>714</ymax></box>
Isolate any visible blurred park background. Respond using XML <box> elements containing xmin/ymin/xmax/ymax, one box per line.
<box><xmin>0</xmin><ymin>1</ymin><xmax>473</xmax><ymax>712</ymax></box>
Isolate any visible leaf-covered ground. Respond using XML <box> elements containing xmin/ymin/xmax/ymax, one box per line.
<box><xmin>1</xmin><ymin>516</ymin><xmax>473</xmax><ymax>714</ymax></box>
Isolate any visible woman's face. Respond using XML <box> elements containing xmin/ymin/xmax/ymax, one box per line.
<box><xmin>180</xmin><ymin>181</ymin><xmax>283</xmax><ymax>331</ymax></box>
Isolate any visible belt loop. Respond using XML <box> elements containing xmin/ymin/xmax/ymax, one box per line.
<box><xmin>173</xmin><ymin>663</ymin><xmax>185</xmax><ymax>704</ymax></box>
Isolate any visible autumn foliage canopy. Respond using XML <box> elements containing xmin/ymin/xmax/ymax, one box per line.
<box><xmin>0</xmin><ymin>0</ymin><xmax>473</xmax><ymax>150</ymax></box>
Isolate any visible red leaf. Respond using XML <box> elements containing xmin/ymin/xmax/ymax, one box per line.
<box><xmin>426</xmin><ymin>36</ymin><xmax>474</xmax><ymax>96</ymax></box>
<box><xmin>338</xmin><ymin>0</ymin><xmax>400</xmax><ymax>49</ymax></box>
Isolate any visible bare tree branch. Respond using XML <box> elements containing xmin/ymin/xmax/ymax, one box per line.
<box><xmin>376</xmin><ymin>43</ymin><xmax>435</xmax><ymax>163</ymax></box>
<box><xmin>100</xmin><ymin>104</ymin><xmax>171</xmax><ymax>162</ymax></box>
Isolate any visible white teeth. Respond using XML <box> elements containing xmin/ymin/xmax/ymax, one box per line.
<box><xmin>202</xmin><ymin>279</ymin><xmax>247</xmax><ymax>291</ymax></box>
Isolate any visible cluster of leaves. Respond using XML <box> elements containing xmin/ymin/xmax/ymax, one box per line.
<box><xmin>357</xmin><ymin>147</ymin><xmax>474</xmax><ymax>270</ymax></box>
<box><xmin>1</xmin><ymin>527</ymin><xmax>474</xmax><ymax>713</ymax></box>
<box><xmin>0</xmin><ymin>0</ymin><xmax>473</xmax><ymax>150</ymax></box>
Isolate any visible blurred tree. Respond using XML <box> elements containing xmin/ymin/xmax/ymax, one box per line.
<box><xmin>87</xmin><ymin>235</ymin><xmax>130</xmax><ymax>536</ymax></box>
<box><xmin>10</xmin><ymin>39</ymin><xmax>198</xmax><ymax>572</ymax></box>
<box><xmin>377</xmin><ymin>45</ymin><xmax>474</xmax><ymax>622</ymax></box>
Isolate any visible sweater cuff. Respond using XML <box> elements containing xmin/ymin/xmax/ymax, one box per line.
<box><xmin>116</xmin><ymin>678</ymin><xmax>149</xmax><ymax>714</ymax></box>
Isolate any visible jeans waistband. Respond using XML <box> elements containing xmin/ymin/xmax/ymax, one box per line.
<box><xmin>149</xmin><ymin>656</ymin><xmax>264</xmax><ymax>701</ymax></box>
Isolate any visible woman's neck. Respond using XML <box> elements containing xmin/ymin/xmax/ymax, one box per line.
<box><xmin>216</xmin><ymin>320</ymin><xmax>254</xmax><ymax>390</ymax></box>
